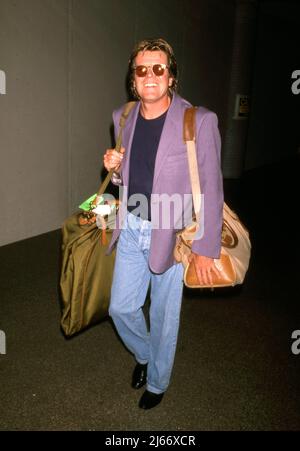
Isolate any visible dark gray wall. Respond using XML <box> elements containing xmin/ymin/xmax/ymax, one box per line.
<box><xmin>245</xmin><ymin>0</ymin><xmax>300</xmax><ymax>170</ymax></box>
<box><xmin>0</xmin><ymin>0</ymin><xmax>69</xmax><ymax>246</ymax></box>
<box><xmin>0</xmin><ymin>0</ymin><xmax>235</xmax><ymax>246</ymax></box>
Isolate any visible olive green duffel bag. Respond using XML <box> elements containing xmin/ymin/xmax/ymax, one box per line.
<box><xmin>60</xmin><ymin>213</ymin><xmax>115</xmax><ymax>336</ymax></box>
<box><xmin>59</xmin><ymin>102</ymin><xmax>135</xmax><ymax>336</ymax></box>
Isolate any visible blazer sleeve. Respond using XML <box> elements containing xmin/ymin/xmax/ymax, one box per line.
<box><xmin>191</xmin><ymin>110</ymin><xmax>224</xmax><ymax>259</ymax></box>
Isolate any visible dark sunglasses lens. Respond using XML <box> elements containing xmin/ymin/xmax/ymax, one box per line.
<box><xmin>153</xmin><ymin>64</ymin><xmax>165</xmax><ymax>76</ymax></box>
<box><xmin>135</xmin><ymin>66</ymin><xmax>147</xmax><ymax>77</ymax></box>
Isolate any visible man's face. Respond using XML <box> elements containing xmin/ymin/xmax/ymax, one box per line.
<box><xmin>133</xmin><ymin>50</ymin><xmax>173</xmax><ymax>104</ymax></box>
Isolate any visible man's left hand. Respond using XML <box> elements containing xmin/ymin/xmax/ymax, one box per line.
<box><xmin>188</xmin><ymin>253</ymin><xmax>221</xmax><ymax>286</ymax></box>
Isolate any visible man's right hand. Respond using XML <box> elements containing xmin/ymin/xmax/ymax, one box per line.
<box><xmin>103</xmin><ymin>147</ymin><xmax>125</xmax><ymax>172</ymax></box>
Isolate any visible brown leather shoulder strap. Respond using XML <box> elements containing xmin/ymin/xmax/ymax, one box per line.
<box><xmin>183</xmin><ymin>106</ymin><xmax>202</xmax><ymax>222</ymax></box>
<box><xmin>183</xmin><ymin>106</ymin><xmax>197</xmax><ymax>142</ymax></box>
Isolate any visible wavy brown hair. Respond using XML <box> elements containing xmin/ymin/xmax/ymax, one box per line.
<box><xmin>128</xmin><ymin>38</ymin><xmax>178</xmax><ymax>99</ymax></box>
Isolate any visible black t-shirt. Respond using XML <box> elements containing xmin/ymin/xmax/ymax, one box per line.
<box><xmin>127</xmin><ymin>109</ymin><xmax>167</xmax><ymax>220</ymax></box>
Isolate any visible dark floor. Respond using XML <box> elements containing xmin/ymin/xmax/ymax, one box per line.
<box><xmin>0</xmin><ymin>156</ymin><xmax>299</xmax><ymax>431</ymax></box>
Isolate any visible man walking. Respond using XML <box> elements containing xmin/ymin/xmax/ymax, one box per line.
<box><xmin>103</xmin><ymin>38</ymin><xmax>223</xmax><ymax>409</ymax></box>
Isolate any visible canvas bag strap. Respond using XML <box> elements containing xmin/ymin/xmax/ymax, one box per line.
<box><xmin>96</xmin><ymin>101</ymin><xmax>136</xmax><ymax>198</ymax></box>
<box><xmin>183</xmin><ymin>106</ymin><xmax>202</xmax><ymax>224</ymax></box>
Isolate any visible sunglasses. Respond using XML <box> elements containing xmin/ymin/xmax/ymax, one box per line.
<box><xmin>133</xmin><ymin>63</ymin><xmax>169</xmax><ymax>78</ymax></box>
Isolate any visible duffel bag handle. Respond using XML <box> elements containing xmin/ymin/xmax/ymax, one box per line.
<box><xmin>95</xmin><ymin>101</ymin><xmax>136</xmax><ymax>200</ymax></box>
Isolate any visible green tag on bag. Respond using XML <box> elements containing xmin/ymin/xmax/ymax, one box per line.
<box><xmin>79</xmin><ymin>193</ymin><xmax>101</xmax><ymax>211</ymax></box>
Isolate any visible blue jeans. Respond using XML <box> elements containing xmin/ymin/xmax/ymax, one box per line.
<box><xmin>109</xmin><ymin>212</ymin><xmax>184</xmax><ymax>394</ymax></box>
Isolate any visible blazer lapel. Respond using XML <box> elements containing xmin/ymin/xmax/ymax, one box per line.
<box><xmin>152</xmin><ymin>95</ymin><xmax>178</xmax><ymax>187</ymax></box>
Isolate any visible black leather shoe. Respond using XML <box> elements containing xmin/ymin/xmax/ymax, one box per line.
<box><xmin>131</xmin><ymin>363</ymin><xmax>147</xmax><ymax>389</ymax></box>
<box><xmin>139</xmin><ymin>390</ymin><xmax>164</xmax><ymax>409</ymax></box>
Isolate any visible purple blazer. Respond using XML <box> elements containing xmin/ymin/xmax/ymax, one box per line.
<box><xmin>107</xmin><ymin>93</ymin><xmax>224</xmax><ymax>274</ymax></box>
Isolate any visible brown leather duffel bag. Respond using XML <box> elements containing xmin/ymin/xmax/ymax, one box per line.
<box><xmin>174</xmin><ymin>107</ymin><xmax>251</xmax><ymax>288</ymax></box>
